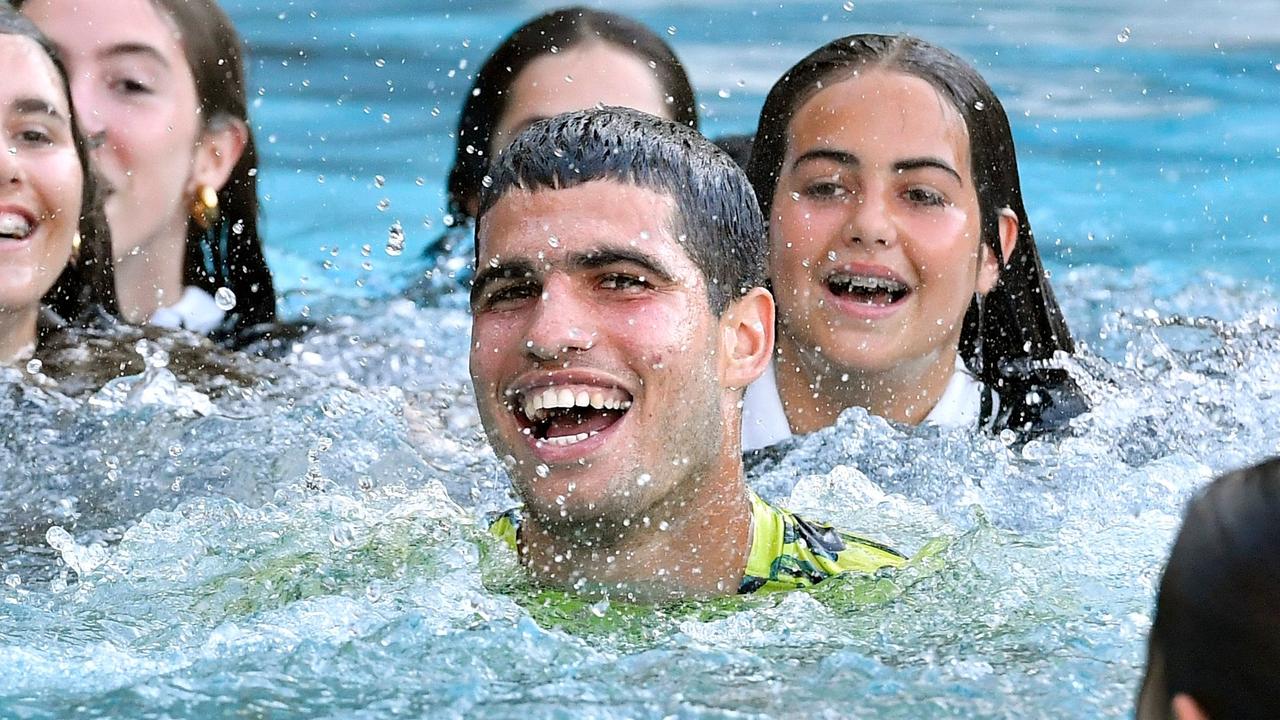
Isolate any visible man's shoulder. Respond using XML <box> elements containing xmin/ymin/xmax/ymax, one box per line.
<box><xmin>740</xmin><ymin>492</ymin><xmax>906</xmax><ymax>594</ymax></box>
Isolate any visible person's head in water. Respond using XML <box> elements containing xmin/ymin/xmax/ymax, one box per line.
<box><xmin>747</xmin><ymin>33</ymin><xmax>1073</xmax><ymax>429</ymax></box>
<box><xmin>470</xmin><ymin>107</ymin><xmax>774</xmax><ymax>600</ymax></box>
<box><xmin>1137</xmin><ymin>457</ymin><xmax>1280</xmax><ymax>720</ymax></box>
<box><xmin>447</xmin><ymin>7</ymin><xmax>698</xmax><ymax>223</ymax></box>
<box><xmin>0</xmin><ymin>6</ymin><xmax>114</xmax><ymax>362</ymax></box>
<box><xmin>18</xmin><ymin>0</ymin><xmax>275</xmax><ymax>336</ymax></box>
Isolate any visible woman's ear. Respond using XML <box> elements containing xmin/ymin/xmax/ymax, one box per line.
<box><xmin>719</xmin><ymin>286</ymin><xmax>775</xmax><ymax>391</ymax></box>
<box><xmin>190</xmin><ymin>116</ymin><xmax>249</xmax><ymax>195</ymax></box>
<box><xmin>978</xmin><ymin>207</ymin><xmax>1020</xmax><ymax>294</ymax></box>
<box><xmin>1171</xmin><ymin>694</ymin><xmax>1209</xmax><ymax>720</ymax></box>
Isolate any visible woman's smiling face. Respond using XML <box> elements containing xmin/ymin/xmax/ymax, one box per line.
<box><xmin>768</xmin><ymin>69</ymin><xmax>1002</xmax><ymax>380</ymax></box>
<box><xmin>0</xmin><ymin>34</ymin><xmax>81</xmax><ymax>321</ymax></box>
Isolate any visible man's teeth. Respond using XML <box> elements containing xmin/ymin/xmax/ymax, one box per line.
<box><xmin>521</xmin><ymin>387</ymin><xmax>632</xmax><ymax>422</ymax></box>
<box><xmin>539</xmin><ymin>431</ymin><xmax>600</xmax><ymax>447</ymax></box>
<box><xmin>0</xmin><ymin>213</ymin><xmax>32</xmax><ymax>239</ymax></box>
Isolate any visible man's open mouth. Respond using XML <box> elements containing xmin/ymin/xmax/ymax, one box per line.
<box><xmin>826</xmin><ymin>272</ymin><xmax>911</xmax><ymax>306</ymax></box>
<box><xmin>0</xmin><ymin>212</ymin><xmax>34</xmax><ymax>241</ymax></box>
<box><xmin>512</xmin><ymin>385</ymin><xmax>633</xmax><ymax>447</ymax></box>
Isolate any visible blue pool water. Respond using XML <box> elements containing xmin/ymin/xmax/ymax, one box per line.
<box><xmin>1</xmin><ymin>1</ymin><xmax>1278</xmax><ymax>718</ymax></box>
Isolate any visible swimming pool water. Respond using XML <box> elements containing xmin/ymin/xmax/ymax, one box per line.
<box><xmin>1</xmin><ymin>1</ymin><xmax>1278</xmax><ymax>718</ymax></box>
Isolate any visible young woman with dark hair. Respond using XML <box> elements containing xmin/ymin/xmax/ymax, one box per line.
<box><xmin>17</xmin><ymin>0</ymin><xmax>275</xmax><ymax>343</ymax></box>
<box><xmin>415</xmin><ymin>6</ymin><xmax>698</xmax><ymax>303</ymax></box>
<box><xmin>741</xmin><ymin>33</ymin><xmax>1085</xmax><ymax>449</ymax></box>
<box><xmin>1137</xmin><ymin>457</ymin><xmax>1280</xmax><ymax>720</ymax></box>
<box><xmin>0</xmin><ymin>6</ymin><xmax>114</xmax><ymax>363</ymax></box>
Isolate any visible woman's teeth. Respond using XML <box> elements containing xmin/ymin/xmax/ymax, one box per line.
<box><xmin>0</xmin><ymin>213</ymin><xmax>32</xmax><ymax>239</ymax></box>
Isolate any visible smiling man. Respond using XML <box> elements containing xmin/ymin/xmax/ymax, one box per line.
<box><xmin>470</xmin><ymin>107</ymin><xmax>904</xmax><ymax>602</ymax></box>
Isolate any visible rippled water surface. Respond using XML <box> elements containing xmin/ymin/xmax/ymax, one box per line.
<box><xmin>2</xmin><ymin>1</ymin><xmax>1278</xmax><ymax>718</ymax></box>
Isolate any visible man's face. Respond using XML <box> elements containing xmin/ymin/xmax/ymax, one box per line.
<box><xmin>470</xmin><ymin>180</ymin><xmax>727</xmax><ymax>535</ymax></box>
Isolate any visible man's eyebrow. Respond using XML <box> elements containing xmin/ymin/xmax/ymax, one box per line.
<box><xmin>894</xmin><ymin>157</ymin><xmax>963</xmax><ymax>183</ymax></box>
<box><xmin>12</xmin><ymin>98</ymin><xmax>66</xmax><ymax>122</ymax></box>
<box><xmin>100</xmin><ymin>42</ymin><xmax>170</xmax><ymax>68</ymax></box>
<box><xmin>569</xmin><ymin>247</ymin><xmax>675</xmax><ymax>284</ymax></box>
<box><xmin>470</xmin><ymin>258</ymin><xmax>539</xmax><ymax>303</ymax></box>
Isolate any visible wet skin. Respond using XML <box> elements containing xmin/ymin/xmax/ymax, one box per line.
<box><xmin>0</xmin><ymin>35</ymin><xmax>81</xmax><ymax>362</ymax></box>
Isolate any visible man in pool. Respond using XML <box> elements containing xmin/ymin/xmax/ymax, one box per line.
<box><xmin>469</xmin><ymin>107</ymin><xmax>905</xmax><ymax>602</ymax></box>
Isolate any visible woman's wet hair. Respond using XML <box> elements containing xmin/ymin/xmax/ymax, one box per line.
<box><xmin>151</xmin><ymin>0</ymin><xmax>275</xmax><ymax>334</ymax></box>
<box><xmin>448</xmin><ymin>6</ymin><xmax>698</xmax><ymax>225</ymax></box>
<box><xmin>747</xmin><ymin>33</ymin><xmax>1075</xmax><ymax>391</ymax></box>
<box><xmin>476</xmin><ymin>107</ymin><xmax>764</xmax><ymax>315</ymax></box>
<box><xmin>13</xmin><ymin>0</ymin><xmax>279</xmax><ymax>334</ymax></box>
<box><xmin>0</xmin><ymin>5</ymin><xmax>115</xmax><ymax>326</ymax></box>
<box><xmin>1139</xmin><ymin>457</ymin><xmax>1280</xmax><ymax>720</ymax></box>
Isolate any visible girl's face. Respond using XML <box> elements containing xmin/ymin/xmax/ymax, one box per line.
<box><xmin>489</xmin><ymin>42</ymin><xmax>673</xmax><ymax>153</ymax></box>
<box><xmin>769</xmin><ymin>69</ymin><xmax>1008</xmax><ymax>379</ymax></box>
<box><xmin>22</xmin><ymin>0</ymin><xmax>236</xmax><ymax>264</ymax></box>
<box><xmin>0</xmin><ymin>34</ymin><xmax>81</xmax><ymax>317</ymax></box>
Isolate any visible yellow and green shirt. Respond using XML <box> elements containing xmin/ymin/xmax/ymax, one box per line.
<box><xmin>489</xmin><ymin>491</ymin><xmax>905</xmax><ymax>595</ymax></box>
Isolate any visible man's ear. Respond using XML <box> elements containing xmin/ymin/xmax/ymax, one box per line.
<box><xmin>977</xmin><ymin>207</ymin><xmax>1019</xmax><ymax>294</ymax></box>
<box><xmin>189</xmin><ymin>116</ymin><xmax>249</xmax><ymax>196</ymax></box>
<box><xmin>719</xmin><ymin>286</ymin><xmax>774</xmax><ymax>390</ymax></box>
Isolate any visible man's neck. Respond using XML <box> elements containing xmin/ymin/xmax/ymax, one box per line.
<box><xmin>516</xmin><ymin>452</ymin><xmax>754</xmax><ymax>603</ymax></box>
<box><xmin>774</xmin><ymin>335</ymin><xmax>959</xmax><ymax>430</ymax></box>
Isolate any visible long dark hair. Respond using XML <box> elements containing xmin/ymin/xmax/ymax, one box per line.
<box><xmin>153</xmin><ymin>0</ymin><xmax>275</xmax><ymax>333</ymax></box>
<box><xmin>747</xmin><ymin>34</ymin><xmax>1074</xmax><ymax>392</ymax></box>
<box><xmin>447</xmin><ymin>6</ymin><xmax>698</xmax><ymax>224</ymax></box>
<box><xmin>1139</xmin><ymin>457</ymin><xmax>1280</xmax><ymax>719</ymax></box>
<box><xmin>0</xmin><ymin>6</ymin><xmax>115</xmax><ymax>325</ymax></box>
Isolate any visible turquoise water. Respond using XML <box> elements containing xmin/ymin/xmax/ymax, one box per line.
<box><xmin>1</xmin><ymin>1</ymin><xmax>1278</xmax><ymax>718</ymax></box>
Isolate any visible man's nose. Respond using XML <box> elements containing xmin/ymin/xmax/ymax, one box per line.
<box><xmin>524</xmin><ymin>276</ymin><xmax>595</xmax><ymax>361</ymax></box>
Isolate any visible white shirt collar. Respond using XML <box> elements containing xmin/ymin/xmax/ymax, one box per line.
<box><xmin>148</xmin><ymin>286</ymin><xmax>226</xmax><ymax>335</ymax></box>
<box><xmin>740</xmin><ymin>356</ymin><xmax>988</xmax><ymax>451</ymax></box>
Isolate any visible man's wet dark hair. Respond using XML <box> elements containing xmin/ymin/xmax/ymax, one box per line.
<box><xmin>475</xmin><ymin>106</ymin><xmax>764</xmax><ymax>315</ymax></box>
<box><xmin>448</xmin><ymin>7</ymin><xmax>698</xmax><ymax>225</ymax></box>
<box><xmin>747</xmin><ymin>33</ymin><xmax>1075</xmax><ymax>395</ymax></box>
<box><xmin>0</xmin><ymin>5</ymin><xmax>116</xmax><ymax>325</ymax></box>
<box><xmin>1138</xmin><ymin>456</ymin><xmax>1280</xmax><ymax>720</ymax></box>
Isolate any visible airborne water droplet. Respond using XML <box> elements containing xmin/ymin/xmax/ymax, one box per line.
<box><xmin>842</xmin><ymin>1</ymin><xmax>855</xmax><ymax>11</ymax></box>
<box><xmin>1117</xmin><ymin>27</ymin><xmax>1131</xmax><ymax>43</ymax></box>
<box><xmin>666</xmin><ymin>25</ymin><xmax>677</xmax><ymax>35</ymax></box>
<box><xmin>535</xmin><ymin>464</ymin><xmax>550</xmax><ymax>478</ymax></box>
<box><xmin>25</xmin><ymin>358</ymin><xmax>41</xmax><ymax>374</ymax></box>
<box><xmin>386</xmin><ymin>221</ymin><xmax>405</xmax><ymax>256</ymax></box>
<box><xmin>214</xmin><ymin>287</ymin><xmax>237</xmax><ymax>311</ymax></box>
<box><xmin>374</xmin><ymin>175</ymin><xmax>386</xmax><ymax>188</ymax></box>
<box><xmin>377</xmin><ymin>198</ymin><xmax>391</xmax><ymax>212</ymax></box>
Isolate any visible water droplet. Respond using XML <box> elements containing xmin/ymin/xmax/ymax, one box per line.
<box><xmin>548</xmin><ymin>235</ymin><xmax>560</xmax><ymax>248</ymax></box>
<box><xmin>589</xmin><ymin>598</ymin><xmax>610</xmax><ymax>616</ymax></box>
<box><xmin>374</xmin><ymin>58</ymin><xmax>386</xmax><ymax>68</ymax></box>
<box><xmin>374</xmin><ymin>175</ymin><xmax>386</xmax><ymax>188</ymax></box>
<box><xmin>329</xmin><ymin>523</ymin><xmax>356</xmax><ymax>548</ymax></box>
<box><xmin>214</xmin><ymin>287</ymin><xmax>237</xmax><ymax>311</ymax></box>
<box><xmin>430</xmin><ymin>106</ymin><xmax>441</xmax><ymax>117</ymax></box>
<box><xmin>666</xmin><ymin>25</ymin><xmax>677</xmax><ymax>35</ymax></box>
<box><xmin>377</xmin><ymin>198</ymin><xmax>391</xmax><ymax>212</ymax></box>
<box><xmin>842</xmin><ymin>1</ymin><xmax>855</xmax><ymax>11</ymax></box>
<box><xmin>717</xmin><ymin>89</ymin><xmax>731</xmax><ymax>99</ymax></box>
<box><xmin>564</xmin><ymin>74</ymin><xmax>574</xmax><ymax>83</ymax></box>
<box><xmin>381</xmin><ymin>113</ymin><xmax>391</xmax><ymax>123</ymax></box>
<box><xmin>25</xmin><ymin>358</ymin><xmax>41</xmax><ymax>374</ymax></box>
<box><xmin>169</xmin><ymin>444</ymin><xmax>184</xmax><ymax>458</ymax></box>
<box><xmin>1117</xmin><ymin>27</ymin><xmax>1131</xmax><ymax>43</ymax></box>
<box><xmin>481</xmin><ymin>175</ymin><xmax>493</xmax><ymax>189</ymax></box>
<box><xmin>535</xmin><ymin>464</ymin><xmax>550</xmax><ymax>478</ymax></box>
<box><xmin>974</xmin><ymin>100</ymin><xmax>986</xmax><ymax>111</ymax></box>
<box><xmin>414</xmin><ymin>177</ymin><xmax>425</xmax><ymax>187</ymax></box>
<box><xmin>386</xmin><ymin>221</ymin><xmax>405</xmax><ymax>256</ymax></box>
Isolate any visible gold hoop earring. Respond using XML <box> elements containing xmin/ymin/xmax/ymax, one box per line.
<box><xmin>191</xmin><ymin>185</ymin><xmax>220</xmax><ymax>230</ymax></box>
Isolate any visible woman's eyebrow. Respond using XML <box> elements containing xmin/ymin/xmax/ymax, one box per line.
<box><xmin>792</xmin><ymin>148</ymin><xmax>859</xmax><ymax>170</ymax></box>
<box><xmin>12</xmin><ymin>97</ymin><xmax>67</xmax><ymax>124</ymax></box>
<box><xmin>894</xmin><ymin>157</ymin><xmax>963</xmax><ymax>183</ymax></box>
<box><xmin>100</xmin><ymin>42</ymin><xmax>171</xmax><ymax>69</ymax></box>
